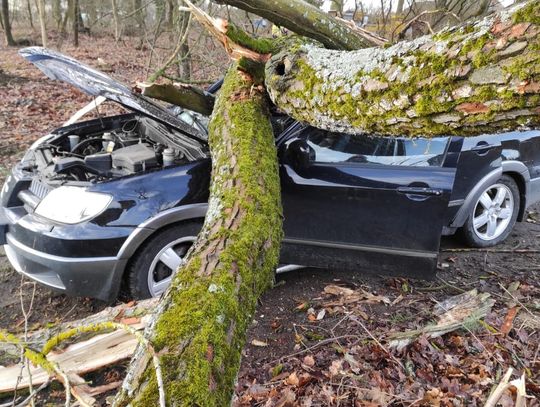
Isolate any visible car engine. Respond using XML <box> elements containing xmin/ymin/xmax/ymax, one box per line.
<box><xmin>19</xmin><ymin>115</ymin><xmax>208</xmax><ymax>185</ymax></box>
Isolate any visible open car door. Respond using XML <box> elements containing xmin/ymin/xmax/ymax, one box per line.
<box><xmin>278</xmin><ymin>126</ymin><xmax>462</xmax><ymax>279</ymax></box>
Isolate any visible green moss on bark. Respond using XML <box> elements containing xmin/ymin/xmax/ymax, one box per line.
<box><xmin>513</xmin><ymin>1</ymin><xmax>540</xmax><ymax>25</ymax></box>
<box><xmin>265</xmin><ymin>1</ymin><xmax>540</xmax><ymax>137</ymax></box>
<box><xmin>226</xmin><ymin>24</ymin><xmax>276</xmax><ymax>54</ymax></box>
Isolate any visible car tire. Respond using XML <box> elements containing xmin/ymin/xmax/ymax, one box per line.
<box><xmin>461</xmin><ymin>175</ymin><xmax>520</xmax><ymax>248</ymax></box>
<box><xmin>127</xmin><ymin>221</ymin><xmax>203</xmax><ymax>299</ymax></box>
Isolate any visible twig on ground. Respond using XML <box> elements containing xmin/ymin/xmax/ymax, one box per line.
<box><xmin>268</xmin><ymin>335</ymin><xmax>360</xmax><ymax>365</ymax></box>
<box><xmin>348</xmin><ymin>315</ymin><xmax>405</xmax><ymax>371</ymax></box>
<box><xmin>12</xmin><ymin>278</ymin><xmax>37</xmax><ymax>407</ymax></box>
<box><xmin>42</xmin><ymin>322</ymin><xmax>166</xmax><ymax>407</ymax></box>
<box><xmin>499</xmin><ymin>283</ymin><xmax>539</xmax><ymax>323</ymax></box>
<box><xmin>12</xmin><ymin>381</ymin><xmax>50</xmax><ymax>407</ymax></box>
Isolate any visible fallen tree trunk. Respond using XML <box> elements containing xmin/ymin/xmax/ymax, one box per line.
<box><xmin>114</xmin><ymin>62</ymin><xmax>282</xmax><ymax>406</ymax></box>
<box><xmin>265</xmin><ymin>1</ymin><xmax>540</xmax><ymax>136</ymax></box>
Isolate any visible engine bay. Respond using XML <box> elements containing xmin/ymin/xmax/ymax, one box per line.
<box><xmin>19</xmin><ymin>114</ymin><xmax>209</xmax><ymax>184</ymax></box>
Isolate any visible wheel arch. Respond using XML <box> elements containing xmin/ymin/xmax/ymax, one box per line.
<box><xmin>450</xmin><ymin>161</ymin><xmax>530</xmax><ymax>228</ymax></box>
<box><xmin>502</xmin><ymin>171</ymin><xmax>527</xmax><ymax>222</ymax></box>
<box><xmin>107</xmin><ymin>203</ymin><xmax>207</xmax><ymax>298</ymax></box>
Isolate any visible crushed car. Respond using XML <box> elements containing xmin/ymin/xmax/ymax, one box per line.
<box><xmin>2</xmin><ymin>47</ymin><xmax>540</xmax><ymax>301</ymax></box>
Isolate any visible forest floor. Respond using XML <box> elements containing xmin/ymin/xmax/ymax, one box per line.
<box><xmin>0</xmin><ymin>35</ymin><xmax>539</xmax><ymax>406</ymax></box>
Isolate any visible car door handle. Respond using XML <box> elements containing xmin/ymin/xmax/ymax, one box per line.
<box><xmin>397</xmin><ymin>186</ymin><xmax>443</xmax><ymax>196</ymax></box>
<box><xmin>471</xmin><ymin>143</ymin><xmax>497</xmax><ymax>154</ymax></box>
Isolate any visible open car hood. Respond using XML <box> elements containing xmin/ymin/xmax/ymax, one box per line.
<box><xmin>19</xmin><ymin>47</ymin><xmax>207</xmax><ymax>144</ymax></box>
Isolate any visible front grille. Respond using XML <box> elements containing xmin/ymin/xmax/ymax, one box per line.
<box><xmin>29</xmin><ymin>178</ymin><xmax>52</xmax><ymax>200</ymax></box>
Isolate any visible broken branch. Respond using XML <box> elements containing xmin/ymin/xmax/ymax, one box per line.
<box><xmin>137</xmin><ymin>82</ymin><xmax>215</xmax><ymax>116</ymax></box>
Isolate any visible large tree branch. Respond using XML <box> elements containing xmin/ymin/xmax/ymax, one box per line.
<box><xmin>214</xmin><ymin>0</ymin><xmax>373</xmax><ymax>50</ymax></box>
<box><xmin>265</xmin><ymin>1</ymin><xmax>540</xmax><ymax>137</ymax></box>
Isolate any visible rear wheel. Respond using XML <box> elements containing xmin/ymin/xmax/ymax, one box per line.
<box><xmin>461</xmin><ymin>175</ymin><xmax>519</xmax><ymax>248</ymax></box>
<box><xmin>127</xmin><ymin>221</ymin><xmax>202</xmax><ymax>299</ymax></box>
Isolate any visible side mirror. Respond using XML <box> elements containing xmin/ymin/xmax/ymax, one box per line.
<box><xmin>287</xmin><ymin>139</ymin><xmax>313</xmax><ymax>171</ymax></box>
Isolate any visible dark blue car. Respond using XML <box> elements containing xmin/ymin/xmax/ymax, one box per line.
<box><xmin>2</xmin><ymin>47</ymin><xmax>540</xmax><ymax>301</ymax></box>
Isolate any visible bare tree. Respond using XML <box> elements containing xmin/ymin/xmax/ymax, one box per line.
<box><xmin>1</xmin><ymin>0</ymin><xmax>15</xmax><ymax>46</ymax></box>
<box><xmin>73</xmin><ymin>0</ymin><xmax>79</xmax><ymax>46</ymax></box>
<box><xmin>52</xmin><ymin>0</ymin><xmax>62</xmax><ymax>30</ymax></box>
<box><xmin>112</xmin><ymin>0</ymin><xmax>121</xmax><ymax>41</ymax></box>
<box><xmin>36</xmin><ymin>0</ymin><xmax>48</xmax><ymax>47</ymax></box>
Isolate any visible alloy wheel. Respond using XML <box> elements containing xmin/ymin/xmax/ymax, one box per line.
<box><xmin>472</xmin><ymin>184</ymin><xmax>514</xmax><ymax>241</ymax></box>
<box><xmin>147</xmin><ymin>236</ymin><xmax>196</xmax><ymax>297</ymax></box>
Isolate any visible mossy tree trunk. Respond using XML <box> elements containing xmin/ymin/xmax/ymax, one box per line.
<box><xmin>265</xmin><ymin>1</ymin><xmax>540</xmax><ymax>137</ymax></box>
<box><xmin>114</xmin><ymin>62</ymin><xmax>283</xmax><ymax>406</ymax></box>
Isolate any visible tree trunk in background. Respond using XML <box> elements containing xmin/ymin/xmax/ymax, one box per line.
<box><xmin>52</xmin><ymin>0</ymin><xmax>62</xmax><ymax>30</ymax></box>
<box><xmin>133</xmin><ymin>0</ymin><xmax>145</xmax><ymax>34</ymax></box>
<box><xmin>114</xmin><ymin>62</ymin><xmax>283</xmax><ymax>407</ymax></box>
<box><xmin>1</xmin><ymin>0</ymin><xmax>15</xmax><ymax>45</ymax></box>
<box><xmin>396</xmin><ymin>0</ymin><xmax>405</xmax><ymax>14</ymax></box>
<box><xmin>61</xmin><ymin>0</ymin><xmax>72</xmax><ymax>35</ymax></box>
<box><xmin>111</xmin><ymin>0</ymin><xmax>121</xmax><ymax>41</ymax></box>
<box><xmin>36</xmin><ymin>0</ymin><xmax>47</xmax><ymax>47</ymax></box>
<box><xmin>73</xmin><ymin>0</ymin><xmax>78</xmax><ymax>46</ymax></box>
<box><xmin>178</xmin><ymin>10</ymin><xmax>191</xmax><ymax>80</ymax></box>
<box><xmin>265</xmin><ymin>2</ymin><xmax>540</xmax><ymax>137</ymax></box>
<box><xmin>25</xmin><ymin>0</ymin><xmax>34</xmax><ymax>30</ymax></box>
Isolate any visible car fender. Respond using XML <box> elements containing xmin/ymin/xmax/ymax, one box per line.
<box><xmin>116</xmin><ymin>203</ymin><xmax>208</xmax><ymax>260</ymax></box>
<box><xmin>104</xmin><ymin>203</ymin><xmax>208</xmax><ymax>300</ymax></box>
<box><xmin>451</xmin><ymin>161</ymin><xmax>530</xmax><ymax>228</ymax></box>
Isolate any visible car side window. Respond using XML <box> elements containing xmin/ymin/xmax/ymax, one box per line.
<box><xmin>305</xmin><ymin>129</ymin><xmax>449</xmax><ymax>167</ymax></box>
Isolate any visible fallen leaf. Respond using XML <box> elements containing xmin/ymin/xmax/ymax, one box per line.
<box><xmin>303</xmin><ymin>355</ymin><xmax>315</xmax><ymax>367</ymax></box>
<box><xmin>286</xmin><ymin>372</ymin><xmax>299</xmax><ymax>386</ymax></box>
<box><xmin>500</xmin><ymin>306</ymin><xmax>518</xmax><ymax>335</ymax></box>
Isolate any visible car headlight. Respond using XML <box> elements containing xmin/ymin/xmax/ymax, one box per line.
<box><xmin>35</xmin><ymin>186</ymin><xmax>112</xmax><ymax>224</ymax></box>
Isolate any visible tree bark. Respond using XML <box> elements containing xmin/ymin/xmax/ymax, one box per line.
<box><xmin>265</xmin><ymin>2</ymin><xmax>540</xmax><ymax>137</ymax></box>
<box><xmin>114</xmin><ymin>62</ymin><xmax>282</xmax><ymax>406</ymax></box>
<box><xmin>52</xmin><ymin>0</ymin><xmax>62</xmax><ymax>30</ymax></box>
<box><xmin>1</xmin><ymin>0</ymin><xmax>15</xmax><ymax>46</ymax></box>
<box><xmin>36</xmin><ymin>0</ymin><xmax>47</xmax><ymax>47</ymax></box>
<box><xmin>26</xmin><ymin>0</ymin><xmax>34</xmax><ymax>30</ymax></box>
<box><xmin>214</xmin><ymin>0</ymin><xmax>374</xmax><ymax>49</ymax></box>
<box><xmin>73</xmin><ymin>0</ymin><xmax>79</xmax><ymax>46</ymax></box>
<box><xmin>137</xmin><ymin>82</ymin><xmax>215</xmax><ymax>115</ymax></box>
<box><xmin>111</xmin><ymin>0</ymin><xmax>121</xmax><ymax>41</ymax></box>
<box><xmin>397</xmin><ymin>0</ymin><xmax>405</xmax><ymax>15</ymax></box>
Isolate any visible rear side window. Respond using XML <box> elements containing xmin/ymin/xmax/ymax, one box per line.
<box><xmin>306</xmin><ymin>129</ymin><xmax>449</xmax><ymax>167</ymax></box>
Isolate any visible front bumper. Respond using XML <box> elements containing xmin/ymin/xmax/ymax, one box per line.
<box><xmin>1</xmin><ymin>196</ymin><xmax>133</xmax><ymax>301</ymax></box>
<box><xmin>4</xmin><ymin>232</ymin><xmax>128</xmax><ymax>300</ymax></box>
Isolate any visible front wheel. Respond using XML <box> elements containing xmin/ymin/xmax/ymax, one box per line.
<box><xmin>461</xmin><ymin>175</ymin><xmax>520</xmax><ymax>248</ymax></box>
<box><xmin>127</xmin><ymin>221</ymin><xmax>202</xmax><ymax>299</ymax></box>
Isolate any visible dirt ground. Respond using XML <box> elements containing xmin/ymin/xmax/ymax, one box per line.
<box><xmin>1</xmin><ymin>36</ymin><xmax>539</xmax><ymax>406</ymax></box>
